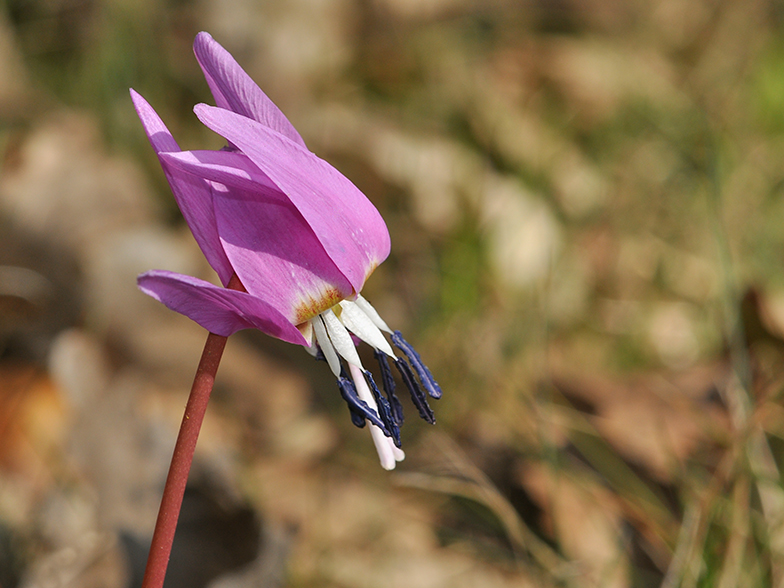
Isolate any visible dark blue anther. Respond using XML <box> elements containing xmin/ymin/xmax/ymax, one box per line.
<box><xmin>391</xmin><ymin>331</ymin><xmax>442</xmax><ymax>399</ymax></box>
<box><xmin>374</xmin><ymin>350</ymin><xmax>404</xmax><ymax>424</ymax></box>
<box><xmin>374</xmin><ymin>350</ymin><xmax>397</xmax><ymax>395</ymax></box>
<box><xmin>364</xmin><ymin>370</ymin><xmax>401</xmax><ymax>447</ymax></box>
<box><xmin>348</xmin><ymin>407</ymin><xmax>367</xmax><ymax>429</ymax></box>
<box><xmin>393</xmin><ymin>357</ymin><xmax>435</xmax><ymax>424</ymax></box>
<box><xmin>337</xmin><ymin>376</ymin><xmax>388</xmax><ymax>434</ymax></box>
<box><xmin>337</xmin><ymin>376</ymin><xmax>367</xmax><ymax>428</ymax></box>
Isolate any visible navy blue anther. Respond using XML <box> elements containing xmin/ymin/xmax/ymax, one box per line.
<box><xmin>374</xmin><ymin>349</ymin><xmax>397</xmax><ymax>395</ymax></box>
<box><xmin>337</xmin><ymin>376</ymin><xmax>388</xmax><ymax>433</ymax></box>
<box><xmin>364</xmin><ymin>370</ymin><xmax>401</xmax><ymax>447</ymax></box>
<box><xmin>348</xmin><ymin>408</ymin><xmax>367</xmax><ymax>429</ymax></box>
<box><xmin>374</xmin><ymin>350</ymin><xmax>404</xmax><ymax>424</ymax></box>
<box><xmin>393</xmin><ymin>357</ymin><xmax>435</xmax><ymax>424</ymax></box>
<box><xmin>391</xmin><ymin>331</ymin><xmax>442</xmax><ymax>399</ymax></box>
<box><xmin>337</xmin><ymin>376</ymin><xmax>367</xmax><ymax>428</ymax></box>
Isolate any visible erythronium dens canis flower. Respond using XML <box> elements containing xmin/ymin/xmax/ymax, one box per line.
<box><xmin>132</xmin><ymin>32</ymin><xmax>441</xmax><ymax>470</ymax></box>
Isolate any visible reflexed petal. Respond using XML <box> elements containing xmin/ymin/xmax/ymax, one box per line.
<box><xmin>214</xmin><ymin>180</ymin><xmax>353</xmax><ymax>324</ymax></box>
<box><xmin>161</xmin><ymin>150</ymin><xmax>282</xmax><ymax>199</ymax></box>
<box><xmin>193</xmin><ymin>32</ymin><xmax>307</xmax><ymax>148</ymax></box>
<box><xmin>162</xmin><ymin>149</ymin><xmax>364</xmax><ymax>323</ymax></box>
<box><xmin>130</xmin><ymin>90</ymin><xmax>234</xmax><ymax>285</ymax></box>
<box><xmin>162</xmin><ymin>150</ymin><xmax>355</xmax><ymax>323</ymax></box>
<box><xmin>194</xmin><ymin>104</ymin><xmax>391</xmax><ymax>293</ymax></box>
<box><xmin>130</xmin><ymin>89</ymin><xmax>179</xmax><ymax>154</ymax></box>
<box><xmin>138</xmin><ymin>270</ymin><xmax>306</xmax><ymax>345</ymax></box>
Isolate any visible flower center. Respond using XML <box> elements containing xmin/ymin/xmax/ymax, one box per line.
<box><xmin>292</xmin><ymin>286</ymin><xmax>345</xmax><ymax>325</ymax></box>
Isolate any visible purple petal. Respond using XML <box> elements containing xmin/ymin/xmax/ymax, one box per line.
<box><xmin>138</xmin><ymin>270</ymin><xmax>307</xmax><ymax>344</ymax></box>
<box><xmin>194</xmin><ymin>104</ymin><xmax>391</xmax><ymax>293</ymax></box>
<box><xmin>193</xmin><ymin>32</ymin><xmax>307</xmax><ymax>148</ymax></box>
<box><xmin>130</xmin><ymin>90</ymin><xmax>234</xmax><ymax>285</ymax></box>
<box><xmin>160</xmin><ymin>150</ymin><xmax>356</xmax><ymax>324</ymax></box>
<box><xmin>212</xmin><ymin>181</ymin><xmax>355</xmax><ymax>325</ymax></box>
<box><xmin>160</xmin><ymin>150</ymin><xmax>283</xmax><ymax>201</ymax></box>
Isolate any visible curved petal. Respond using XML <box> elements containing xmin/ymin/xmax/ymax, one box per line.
<box><xmin>160</xmin><ymin>149</ymin><xmax>283</xmax><ymax>202</ymax></box>
<box><xmin>193</xmin><ymin>32</ymin><xmax>307</xmax><ymax>148</ymax></box>
<box><xmin>193</xmin><ymin>104</ymin><xmax>391</xmax><ymax>293</ymax></box>
<box><xmin>130</xmin><ymin>90</ymin><xmax>234</xmax><ymax>285</ymax></box>
<box><xmin>211</xmin><ymin>181</ymin><xmax>355</xmax><ymax>324</ymax></box>
<box><xmin>159</xmin><ymin>150</ymin><xmax>355</xmax><ymax>323</ymax></box>
<box><xmin>138</xmin><ymin>270</ymin><xmax>307</xmax><ymax>345</ymax></box>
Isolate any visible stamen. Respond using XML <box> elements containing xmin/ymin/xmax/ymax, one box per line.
<box><xmin>354</xmin><ymin>295</ymin><xmax>392</xmax><ymax>333</ymax></box>
<box><xmin>394</xmin><ymin>357</ymin><xmax>435</xmax><ymax>424</ymax></box>
<box><xmin>337</xmin><ymin>374</ymin><xmax>388</xmax><ymax>433</ymax></box>
<box><xmin>364</xmin><ymin>370</ymin><xmax>401</xmax><ymax>447</ymax></box>
<box><xmin>374</xmin><ymin>350</ymin><xmax>404</xmax><ymax>424</ymax></box>
<box><xmin>321</xmin><ymin>309</ymin><xmax>363</xmax><ymax>368</ymax></box>
<box><xmin>312</xmin><ymin>316</ymin><xmax>340</xmax><ymax>376</ymax></box>
<box><xmin>391</xmin><ymin>331</ymin><xmax>442</xmax><ymax>399</ymax></box>
<box><xmin>338</xmin><ymin>300</ymin><xmax>395</xmax><ymax>356</ymax></box>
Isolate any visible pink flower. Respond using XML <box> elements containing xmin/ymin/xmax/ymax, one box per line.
<box><xmin>132</xmin><ymin>32</ymin><xmax>440</xmax><ymax>469</ymax></box>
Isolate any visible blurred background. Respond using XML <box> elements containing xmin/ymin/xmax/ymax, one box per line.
<box><xmin>2</xmin><ymin>0</ymin><xmax>784</xmax><ymax>586</ymax></box>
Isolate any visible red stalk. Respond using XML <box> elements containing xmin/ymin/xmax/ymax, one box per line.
<box><xmin>141</xmin><ymin>274</ymin><xmax>244</xmax><ymax>588</ymax></box>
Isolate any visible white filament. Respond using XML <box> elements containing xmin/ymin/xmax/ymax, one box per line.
<box><xmin>338</xmin><ymin>300</ymin><xmax>395</xmax><ymax>357</ymax></box>
<box><xmin>321</xmin><ymin>309</ymin><xmax>363</xmax><ymax>369</ymax></box>
<box><xmin>354</xmin><ymin>295</ymin><xmax>392</xmax><ymax>333</ymax></box>
<box><xmin>312</xmin><ymin>316</ymin><xmax>340</xmax><ymax>377</ymax></box>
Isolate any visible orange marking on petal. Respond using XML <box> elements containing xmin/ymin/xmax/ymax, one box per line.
<box><xmin>293</xmin><ymin>287</ymin><xmax>345</xmax><ymax>324</ymax></box>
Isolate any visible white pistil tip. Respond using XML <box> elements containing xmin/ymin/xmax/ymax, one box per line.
<box><xmin>349</xmin><ymin>363</ymin><xmax>400</xmax><ymax>470</ymax></box>
<box><xmin>377</xmin><ymin>438</ymin><xmax>397</xmax><ymax>470</ymax></box>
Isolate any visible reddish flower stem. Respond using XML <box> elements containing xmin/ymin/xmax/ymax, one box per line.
<box><xmin>141</xmin><ymin>274</ymin><xmax>244</xmax><ymax>588</ymax></box>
